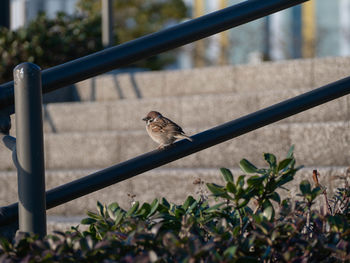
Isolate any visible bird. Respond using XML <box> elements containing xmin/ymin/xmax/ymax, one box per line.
<box><xmin>142</xmin><ymin>111</ymin><xmax>193</xmax><ymax>149</ymax></box>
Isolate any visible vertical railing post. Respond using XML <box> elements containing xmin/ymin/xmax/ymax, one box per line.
<box><xmin>14</xmin><ymin>62</ymin><xmax>46</xmax><ymax>237</ymax></box>
<box><xmin>102</xmin><ymin>0</ymin><xmax>114</xmax><ymax>48</ymax></box>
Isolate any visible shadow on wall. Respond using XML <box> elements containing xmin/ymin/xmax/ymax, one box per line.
<box><xmin>84</xmin><ymin>68</ymin><xmax>147</xmax><ymax>102</ymax></box>
<box><xmin>41</xmin><ymin>69</ymin><xmax>147</xmax><ymax>132</ymax></box>
<box><xmin>43</xmin><ymin>85</ymin><xmax>81</xmax><ymax>104</ymax></box>
<box><xmin>111</xmin><ymin>71</ymin><xmax>143</xmax><ymax>99</ymax></box>
<box><xmin>42</xmin><ymin>68</ymin><xmax>147</xmax><ymax>104</ymax></box>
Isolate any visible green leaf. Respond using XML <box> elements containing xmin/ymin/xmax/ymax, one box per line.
<box><xmin>205</xmin><ymin>202</ymin><xmax>225</xmax><ymax>212</ymax></box>
<box><xmin>0</xmin><ymin>237</ymin><xmax>12</xmax><ymax>251</ymax></box>
<box><xmin>262</xmin><ymin>206</ymin><xmax>274</xmax><ymax>221</ymax></box>
<box><xmin>182</xmin><ymin>196</ymin><xmax>196</xmax><ymax>210</ymax></box>
<box><xmin>239</xmin><ymin>159</ymin><xmax>258</xmax><ymax>173</ymax></box>
<box><xmin>107</xmin><ymin>202</ymin><xmax>119</xmax><ymax>213</ymax></box>
<box><xmin>311</xmin><ymin>186</ymin><xmax>322</xmax><ymax>199</ymax></box>
<box><xmin>148</xmin><ymin>198</ymin><xmax>160</xmax><ymax>217</ymax></box>
<box><xmin>220</xmin><ymin>168</ymin><xmax>234</xmax><ymax>182</ymax></box>
<box><xmin>207</xmin><ymin>183</ymin><xmax>233</xmax><ymax>200</ymax></box>
<box><xmin>86</xmin><ymin>211</ymin><xmax>103</xmax><ymax>220</ymax></box>
<box><xmin>252</xmin><ymin>214</ymin><xmax>262</xmax><ymax>224</ymax></box>
<box><xmin>236</xmin><ymin>175</ymin><xmax>245</xmax><ymax>188</ymax></box>
<box><xmin>264</xmin><ymin>153</ymin><xmax>277</xmax><ymax>169</ymax></box>
<box><xmin>268</xmin><ymin>192</ymin><xmax>281</xmax><ymax>204</ymax></box>
<box><xmin>226</xmin><ymin>182</ymin><xmax>237</xmax><ymax>194</ymax></box>
<box><xmin>161</xmin><ymin>198</ymin><xmax>170</xmax><ymax>208</ymax></box>
<box><xmin>232</xmin><ymin>225</ymin><xmax>241</xmax><ymax>237</ymax></box>
<box><xmin>224</xmin><ymin>245</ymin><xmax>238</xmax><ymax>258</ymax></box>
<box><xmin>206</xmin><ymin>183</ymin><xmax>226</xmax><ymax>195</ymax></box>
<box><xmin>276</xmin><ymin>173</ymin><xmax>294</xmax><ymax>188</ymax></box>
<box><xmin>277</xmin><ymin>158</ymin><xmax>293</xmax><ymax>172</ymax></box>
<box><xmin>286</xmin><ymin>145</ymin><xmax>295</xmax><ymax>158</ymax></box>
<box><xmin>126</xmin><ymin>201</ymin><xmax>139</xmax><ymax>217</ymax></box>
<box><xmin>247</xmin><ymin>175</ymin><xmax>265</xmax><ymax>186</ymax></box>
<box><xmin>79</xmin><ymin>238</ymin><xmax>88</xmax><ymax>251</ymax></box>
<box><xmin>107</xmin><ymin>203</ymin><xmax>120</xmax><ymax>220</ymax></box>
<box><xmin>299</xmin><ymin>180</ymin><xmax>311</xmax><ymax>195</ymax></box>
<box><xmin>114</xmin><ymin>209</ymin><xmax>125</xmax><ymax>225</ymax></box>
<box><xmin>96</xmin><ymin>201</ymin><xmax>105</xmax><ymax>217</ymax></box>
<box><xmin>174</xmin><ymin>207</ymin><xmax>186</xmax><ymax>217</ymax></box>
<box><xmin>236</xmin><ymin>199</ymin><xmax>249</xmax><ymax>209</ymax></box>
<box><xmin>136</xmin><ymin>203</ymin><xmax>151</xmax><ymax>217</ymax></box>
<box><xmin>328</xmin><ymin>215</ymin><xmax>345</xmax><ymax>232</ymax></box>
<box><xmin>188</xmin><ymin>200</ymin><xmax>198</xmax><ymax>212</ymax></box>
<box><xmin>81</xmin><ymin>218</ymin><xmax>97</xmax><ymax>225</ymax></box>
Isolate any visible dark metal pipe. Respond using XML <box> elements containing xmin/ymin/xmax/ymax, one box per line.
<box><xmin>1</xmin><ymin>74</ymin><xmax>349</xmax><ymax>226</ymax></box>
<box><xmin>0</xmin><ymin>0</ymin><xmax>309</xmax><ymax>114</ymax></box>
<box><xmin>14</xmin><ymin>63</ymin><xmax>46</xmax><ymax>237</ymax></box>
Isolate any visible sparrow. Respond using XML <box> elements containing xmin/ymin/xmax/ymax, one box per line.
<box><xmin>142</xmin><ymin>111</ymin><xmax>193</xmax><ymax>149</ymax></box>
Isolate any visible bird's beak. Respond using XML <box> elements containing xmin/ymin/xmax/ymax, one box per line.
<box><xmin>142</xmin><ymin>117</ymin><xmax>148</xmax><ymax>121</ymax></box>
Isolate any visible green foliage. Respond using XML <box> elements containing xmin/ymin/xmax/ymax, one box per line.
<box><xmin>0</xmin><ymin>12</ymin><xmax>102</xmax><ymax>84</ymax></box>
<box><xmin>0</xmin><ymin>0</ymin><xmax>188</xmax><ymax>84</ymax></box>
<box><xmin>77</xmin><ymin>0</ymin><xmax>189</xmax><ymax>70</ymax></box>
<box><xmin>77</xmin><ymin>0</ymin><xmax>187</xmax><ymax>42</ymax></box>
<box><xmin>1</xmin><ymin>147</ymin><xmax>349</xmax><ymax>262</ymax></box>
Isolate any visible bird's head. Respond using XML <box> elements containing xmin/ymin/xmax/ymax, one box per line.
<box><xmin>142</xmin><ymin>111</ymin><xmax>162</xmax><ymax>123</ymax></box>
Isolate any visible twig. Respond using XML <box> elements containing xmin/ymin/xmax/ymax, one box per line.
<box><xmin>312</xmin><ymin>170</ymin><xmax>332</xmax><ymax>215</ymax></box>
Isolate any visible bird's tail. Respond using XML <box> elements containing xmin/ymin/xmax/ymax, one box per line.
<box><xmin>175</xmin><ymin>133</ymin><xmax>193</xmax><ymax>142</ymax></box>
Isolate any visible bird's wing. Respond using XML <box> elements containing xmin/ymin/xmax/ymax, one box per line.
<box><xmin>161</xmin><ymin>117</ymin><xmax>184</xmax><ymax>134</ymax></box>
<box><xmin>150</xmin><ymin>117</ymin><xmax>184</xmax><ymax>134</ymax></box>
<box><xmin>149</xmin><ymin>122</ymin><xmax>165</xmax><ymax>133</ymax></box>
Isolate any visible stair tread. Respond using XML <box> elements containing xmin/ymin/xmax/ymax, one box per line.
<box><xmin>1</xmin><ymin>57</ymin><xmax>349</xmax><ymax>222</ymax></box>
<box><xmin>74</xmin><ymin>57</ymin><xmax>350</xmax><ymax>102</ymax></box>
<box><xmin>2</xmin><ymin>121</ymin><xmax>349</xmax><ymax>171</ymax></box>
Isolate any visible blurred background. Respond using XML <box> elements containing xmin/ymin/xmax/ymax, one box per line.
<box><xmin>0</xmin><ymin>0</ymin><xmax>349</xmax><ymax>83</ymax></box>
<box><xmin>0</xmin><ymin>0</ymin><xmax>349</xmax><ymax>229</ymax></box>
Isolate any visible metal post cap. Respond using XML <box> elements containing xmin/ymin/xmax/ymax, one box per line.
<box><xmin>13</xmin><ymin>63</ymin><xmax>41</xmax><ymax>82</ymax></box>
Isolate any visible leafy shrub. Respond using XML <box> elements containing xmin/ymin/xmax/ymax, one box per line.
<box><xmin>77</xmin><ymin>0</ymin><xmax>188</xmax><ymax>44</ymax></box>
<box><xmin>0</xmin><ymin>12</ymin><xmax>103</xmax><ymax>84</ymax></box>
<box><xmin>76</xmin><ymin>0</ymin><xmax>189</xmax><ymax>70</ymax></box>
<box><xmin>0</xmin><ymin>147</ymin><xmax>349</xmax><ymax>262</ymax></box>
<box><xmin>0</xmin><ymin>0</ymin><xmax>189</xmax><ymax>84</ymax></box>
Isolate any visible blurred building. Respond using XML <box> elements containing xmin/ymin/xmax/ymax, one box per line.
<box><xmin>7</xmin><ymin>0</ymin><xmax>350</xmax><ymax>68</ymax></box>
<box><xmin>180</xmin><ymin>0</ymin><xmax>350</xmax><ymax>68</ymax></box>
<box><xmin>10</xmin><ymin>0</ymin><xmax>78</xmax><ymax>29</ymax></box>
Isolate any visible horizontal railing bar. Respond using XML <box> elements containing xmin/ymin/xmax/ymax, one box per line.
<box><xmin>0</xmin><ymin>0</ymin><xmax>308</xmax><ymax>114</ymax></box>
<box><xmin>1</xmin><ymin>75</ymin><xmax>349</xmax><ymax>226</ymax></box>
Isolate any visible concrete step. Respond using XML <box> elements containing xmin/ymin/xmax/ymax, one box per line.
<box><xmin>8</xmin><ymin>89</ymin><xmax>350</xmax><ymax>134</ymax></box>
<box><xmin>74</xmin><ymin>57</ymin><xmax>350</xmax><ymax>102</ymax></box>
<box><xmin>3</xmin><ymin>56</ymin><xmax>349</xmax><ymax>233</ymax></box>
<box><xmin>1</xmin><ymin>122</ymin><xmax>349</xmax><ymax>171</ymax></box>
<box><xmin>1</xmin><ymin>166</ymin><xmax>348</xmax><ymax>217</ymax></box>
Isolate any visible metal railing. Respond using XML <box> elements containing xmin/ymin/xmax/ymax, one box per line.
<box><xmin>1</xmin><ymin>75</ymin><xmax>350</xmax><ymax>228</ymax></box>
<box><xmin>3</xmin><ymin>0</ymin><xmax>348</xmax><ymax>237</ymax></box>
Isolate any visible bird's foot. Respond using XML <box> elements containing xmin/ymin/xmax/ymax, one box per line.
<box><xmin>157</xmin><ymin>144</ymin><xmax>173</xmax><ymax>150</ymax></box>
